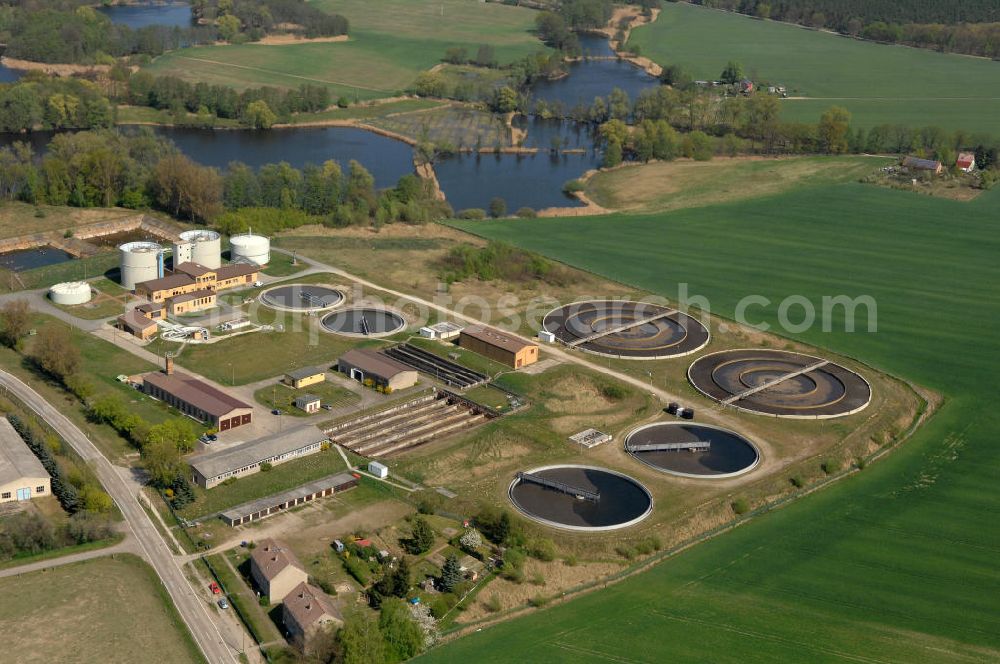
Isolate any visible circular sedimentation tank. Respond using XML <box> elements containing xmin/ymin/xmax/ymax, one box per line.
<box><xmin>321</xmin><ymin>307</ymin><xmax>406</xmax><ymax>337</ymax></box>
<box><xmin>48</xmin><ymin>281</ymin><xmax>92</xmax><ymax>306</ymax></box>
<box><xmin>542</xmin><ymin>300</ymin><xmax>710</xmax><ymax>359</ymax></box>
<box><xmin>230</xmin><ymin>233</ymin><xmax>270</xmax><ymax>266</ymax></box>
<box><xmin>119</xmin><ymin>241</ymin><xmax>163</xmax><ymax>290</ymax></box>
<box><xmin>259</xmin><ymin>284</ymin><xmax>345</xmax><ymax>312</ymax></box>
<box><xmin>174</xmin><ymin>229</ymin><xmax>221</xmax><ymax>269</ymax></box>
<box><xmin>508</xmin><ymin>465</ymin><xmax>653</xmax><ymax>531</ymax></box>
<box><xmin>625</xmin><ymin>422</ymin><xmax>760</xmax><ymax>478</ymax></box>
<box><xmin>688</xmin><ymin>349</ymin><xmax>872</xmax><ymax>418</ymax></box>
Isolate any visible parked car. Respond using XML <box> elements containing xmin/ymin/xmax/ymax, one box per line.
<box><xmin>271</xmin><ymin>409</ymin><xmax>283</xmax><ymax>416</ymax></box>
<box><xmin>208</xmin><ymin>582</ymin><xmax>221</xmax><ymax>595</ymax></box>
<box><xmin>321</xmin><ymin>404</ymin><xmax>334</xmax><ymax>411</ymax></box>
<box><xmin>207</xmin><ymin>434</ymin><xmax>218</xmax><ymax>442</ymax></box>
<box><xmin>253</xmin><ymin>280</ymin><xmax>264</xmax><ymax>287</ymax></box>
<box><xmin>199</xmin><ymin>435</ymin><xmax>211</xmax><ymax>444</ymax></box>
<box><xmin>218</xmin><ymin>598</ymin><xmax>229</xmax><ymax>609</ymax></box>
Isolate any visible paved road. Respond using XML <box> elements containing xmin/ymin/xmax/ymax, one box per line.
<box><xmin>0</xmin><ymin>370</ymin><xmax>236</xmax><ymax>664</ymax></box>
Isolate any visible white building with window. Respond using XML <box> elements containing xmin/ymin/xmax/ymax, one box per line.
<box><xmin>0</xmin><ymin>418</ymin><xmax>51</xmax><ymax>503</ymax></box>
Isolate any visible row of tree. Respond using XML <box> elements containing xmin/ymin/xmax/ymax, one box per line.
<box><xmin>0</xmin><ymin>75</ymin><xmax>114</xmax><ymax>133</ymax></box>
<box><xmin>696</xmin><ymin>0</ymin><xmax>1000</xmax><ymax>58</ymax></box>
<box><xmin>191</xmin><ymin>0</ymin><xmax>349</xmax><ymax>42</ymax></box>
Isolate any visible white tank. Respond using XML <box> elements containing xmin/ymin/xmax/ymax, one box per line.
<box><xmin>119</xmin><ymin>241</ymin><xmax>163</xmax><ymax>290</ymax></box>
<box><xmin>49</xmin><ymin>281</ymin><xmax>92</xmax><ymax>306</ymax></box>
<box><xmin>229</xmin><ymin>233</ymin><xmax>270</xmax><ymax>266</ymax></box>
<box><xmin>174</xmin><ymin>229</ymin><xmax>221</xmax><ymax>269</ymax></box>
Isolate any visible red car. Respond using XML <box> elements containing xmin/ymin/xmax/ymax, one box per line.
<box><xmin>209</xmin><ymin>582</ymin><xmax>221</xmax><ymax>595</ymax></box>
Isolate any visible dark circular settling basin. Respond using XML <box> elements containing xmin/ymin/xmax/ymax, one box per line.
<box><xmin>322</xmin><ymin>308</ymin><xmax>405</xmax><ymax>335</ymax></box>
<box><xmin>261</xmin><ymin>284</ymin><xmax>343</xmax><ymax>310</ymax></box>
<box><xmin>627</xmin><ymin>423</ymin><xmax>759</xmax><ymax>477</ymax></box>
<box><xmin>509</xmin><ymin>466</ymin><xmax>651</xmax><ymax>529</ymax></box>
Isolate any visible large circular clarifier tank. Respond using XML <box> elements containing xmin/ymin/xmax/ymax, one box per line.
<box><xmin>230</xmin><ymin>233</ymin><xmax>270</xmax><ymax>266</ymax></box>
<box><xmin>119</xmin><ymin>241</ymin><xmax>163</xmax><ymax>290</ymax></box>
<box><xmin>175</xmin><ymin>229</ymin><xmax>221</xmax><ymax>269</ymax></box>
<box><xmin>49</xmin><ymin>281</ymin><xmax>92</xmax><ymax>306</ymax></box>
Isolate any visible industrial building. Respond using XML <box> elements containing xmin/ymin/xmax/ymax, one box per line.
<box><xmin>0</xmin><ymin>417</ymin><xmax>51</xmax><ymax>503</ymax></box>
<box><xmin>250</xmin><ymin>538</ymin><xmax>309</xmax><ymax>604</ymax></box>
<box><xmin>283</xmin><ymin>581</ymin><xmax>342</xmax><ymax>647</ymax></box>
<box><xmin>168</xmin><ymin>289</ymin><xmax>217</xmax><ymax>316</ymax></box>
<box><xmin>459</xmin><ymin>325</ymin><xmax>539</xmax><ymax>369</ymax></box>
<box><xmin>337</xmin><ymin>348</ymin><xmax>418</xmax><ymax>391</ymax></box>
<box><xmin>219</xmin><ymin>473</ymin><xmax>358</xmax><ymax>526</ymax></box>
<box><xmin>136</xmin><ymin>301</ymin><xmax>166</xmax><ymax>320</ymax></box>
<box><xmin>116</xmin><ymin>309</ymin><xmax>158</xmax><ymax>341</ymax></box>
<box><xmin>142</xmin><ymin>358</ymin><xmax>252</xmax><ymax>431</ymax></box>
<box><xmin>173</xmin><ymin>230</ymin><xmax>222</xmax><ymax>270</ymax></box>
<box><xmin>283</xmin><ymin>367</ymin><xmax>327</xmax><ymax>390</ymax></box>
<box><xmin>134</xmin><ymin>262</ymin><xmax>259</xmax><ymax>302</ymax></box>
<box><xmin>189</xmin><ymin>425</ymin><xmax>328</xmax><ymax>489</ymax></box>
<box><xmin>419</xmin><ymin>321</ymin><xmax>464</xmax><ymax>340</ymax></box>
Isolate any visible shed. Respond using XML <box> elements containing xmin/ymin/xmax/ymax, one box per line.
<box><xmin>284</xmin><ymin>366</ymin><xmax>327</xmax><ymax>390</ymax></box>
<box><xmin>459</xmin><ymin>325</ymin><xmax>539</xmax><ymax>369</ymax></box>
<box><xmin>956</xmin><ymin>152</ymin><xmax>976</xmax><ymax>172</ymax></box>
<box><xmin>338</xmin><ymin>348</ymin><xmax>418</xmax><ymax>391</ymax></box>
<box><xmin>368</xmin><ymin>461</ymin><xmax>389</xmax><ymax>479</ymax></box>
<box><xmin>293</xmin><ymin>394</ymin><xmax>321</xmax><ymax>414</ymax></box>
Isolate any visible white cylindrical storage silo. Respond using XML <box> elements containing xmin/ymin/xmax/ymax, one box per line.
<box><xmin>229</xmin><ymin>233</ymin><xmax>270</xmax><ymax>266</ymax></box>
<box><xmin>178</xmin><ymin>229</ymin><xmax>221</xmax><ymax>269</ymax></box>
<box><xmin>49</xmin><ymin>281</ymin><xmax>92</xmax><ymax>306</ymax></box>
<box><xmin>119</xmin><ymin>241</ymin><xmax>163</xmax><ymax>290</ymax></box>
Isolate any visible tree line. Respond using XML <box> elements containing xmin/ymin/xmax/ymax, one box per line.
<box><xmin>0</xmin><ymin>74</ymin><xmax>114</xmax><ymax>132</ymax></box>
<box><xmin>191</xmin><ymin>0</ymin><xmax>349</xmax><ymax>42</ymax></box>
<box><xmin>693</xmin><ymin>0</ymin><xmax>1000</xmax><ymax>58</ymax></box>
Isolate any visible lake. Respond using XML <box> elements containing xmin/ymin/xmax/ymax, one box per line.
<box><xmin>97</xmin><ymin>2</ymin><xmax>195</xmax><ymax>29</ymax></box>
<box><xmin>0</xmin><ymin>63</ymin><xmax>24</xmax><ymax>84</ymax></box>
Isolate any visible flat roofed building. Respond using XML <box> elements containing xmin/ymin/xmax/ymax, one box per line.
<box><xmin>283</xmin><ymin>581</ymin><xmax>342</xmax><ymax>648</ymax></box>
<box><xmin>0</xmin><ymin>417</ymin><xmax>51</xmax><ymax>503</ymax></box>
<box><xmin>220</xmin><ymin>473</ymin><xmax>358</xmax><ymax>526</ymax></box>
<box><xmin>169</xmin><ymin>288</ymin><xmax>217</xmax><ymax>316</ymax></box>
<box><xmin>215</xmin><ymin>263</ymin><xmax>259</xmax><ymax>290</ymax></box>
<box><xmin>250</xmin><ymin>538</ymin><xmax>308</xmax><ymax>603</ymax></box>
<box><xmin>459</xmin><ymin>325</ymin><xmax>539</xmax><ymax>369</ymax></box>
<box><xmin>134</xmin><ymin>262</ymin><xmax>259</xmax><ymax>301</ymax></box>
<box><xmin>284</xmin><ymin>367</ymin><xmax>327</xmax><ymax>390</ymax></box>
<box><xmin>142</xmin><ymin>369</ymin><xmax>252</xmax><ymax>431</ymax></box>
<box><xmin>338</xmin><ymin>348</ymin><xmax>418</xmax><ymax>391</ymax></box>
<box><xmin>189</xmin><ymin>425</ymin><xmax>327</xmax><ymax>488</ymax></box>
<box><xmin>116</xmin><ymin>309</ymin><xmax>158</xmax><ymax>341</ymax></box>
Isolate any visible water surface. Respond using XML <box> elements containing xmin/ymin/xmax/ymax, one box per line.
<box><xmin>97</xmin><ymin>2</ymin><xmax>195</xmax><ymax>29</ymax></box>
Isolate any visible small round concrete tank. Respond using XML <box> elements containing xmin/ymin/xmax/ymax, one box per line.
<box><xmin>119</xmin><ymin>241</ymin><xmax>163</xmax><ymax>290</ymax></box>
<box><xmin>229</xmin><ymin>233</ymin><xmax>270</xmax><ymax>266</ymax></box>
<box><xmin>174</xmin><ymin>229</ymin><xmax>221</xmax><ymax>269</ymax></box>
<box><xmin>49</xmin><ymin>281</ymin><xmax>92</xmax><ymax>306</ymax></box>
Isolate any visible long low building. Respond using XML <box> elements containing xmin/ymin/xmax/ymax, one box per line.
<box><xmin>0</xmin><ymin>417</ymin><xmax>51</xmax><ymax>504</ymax></box>
<box><xmin>459</xmin><ymin>325</ymin><xmax>539</xmax><ymax>369</ymax></box>
<box><xmin>134</xmin><ymin>261</ymin><xmax>259</xmax><ymax>302</ymax></box>
<box><xmin>220</xmin><ymin>472</ymin><xmax>358</xmax><ymax>526</ymax></box>
<box><xmin>142</xmin><ymin>359</ymin><xmax>252</xmax><ymax>431</ymax></box>
<box><xmin>337</xmin><ymin>348</ymin><xmax>418</xmax><ymax>391</ymax></box>
<box><xmin>190</xmin><ymin>425</ymin><xmax>329</xmax><ymax>489</ymax></box>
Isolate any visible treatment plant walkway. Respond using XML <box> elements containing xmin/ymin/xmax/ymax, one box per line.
<box><xmin>0</xmin><ymin>370</ymin><xmax>238</xmax><ymax>664</ymax></box>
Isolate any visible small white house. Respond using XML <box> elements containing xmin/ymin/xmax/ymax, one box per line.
<box><xmin>538</xmin><ymin>330</ymin><xmax>556</xmax><ymax>343</ymax></box>
<box><xmin>419</xmin><ymin>322</ymin><xmax>464</xmax><ymax>340</ymax></box>
<box><xmin>368</xmin><ymin>461</ymin><xmax>389</xmax><ymax>479</ymax></box>
<box><xmin>293</xmin><ymin>394</ymin><xmax>321</xmax><ymax>414</ymax></box>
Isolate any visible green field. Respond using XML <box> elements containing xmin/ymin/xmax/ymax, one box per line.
<box><xmin>146</xmin><ymin>0</ymin><xmax>546</xmax><ymax>99</ymax></box>
<box><xmin>422</xmin><ymin>185</ymin><xmax>1000</xmax><ymax>660</ymax></box>
<box><xmin>630</xmin><ymin>3</ymin><xmax>1000</xmax><ymax>134</ymax></box>
<box><xmin>370</xmin><ymin>104</ymin><xmax>511</xmax><ymax>149</ymax></box>
<box><xmin>0</xmin><ymin>555</ymin><xmax>204</xmax><ymax>663</ymax></box>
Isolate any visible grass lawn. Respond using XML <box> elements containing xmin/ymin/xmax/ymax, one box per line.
<box><xmin>253</xmin><ymin>379</ymin><xmax>360</xmax><ymax>416</ymax></box>
<box><xmin>179</xmin><ymin>446</ymin><xmax>351</xmax><ymax>519</ymax></box>
<box><xmin>286</xmin><ymin>98</ymin><xmax>446</xmax><ymax>124</ymax></box>
<box><xmin>630</xmin><ymin>2</ymin><xmax>1000</xmax><ymax>134</ymax></box>
<box><xmin>0</xmin><ymin>554</ymin><xmax>204</xmax><ymax>663</ymax></box>
<box><xmin>586</xmin><ymin>155</ymin><xmax>892</xmax><ymax>213</ymax></box>
<box><xmin>0</xmin><ymin>202</ymin><xmax>137</xmax><ymax>240</ymax></box>
<box><xmin>145</xmin><ymin>0</ymin><xmax>545</xmax><ymax>98</ymax></box>
<box><xmin>115</xmin><ymin>104</ymin><xmax>241</xmax><ymax>128</ymax></box>
<box><xmin>424</xmin><ymin>185</ymin><xmax>1000</xmax><ymax>661</ymax></box>
<box><xmin>259</xmin><ymin>251</ymin><xmax>307</xmax><ymax>277</ymax></box>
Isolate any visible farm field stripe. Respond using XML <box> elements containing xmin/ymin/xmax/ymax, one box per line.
<box><xmin>172</xmin><ymin>56</ymin><xmax>394</xmax><ymax>93</ymax></box>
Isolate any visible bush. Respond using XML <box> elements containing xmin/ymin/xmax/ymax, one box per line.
<box><xmin>820</xmin><ymin>459</ymin><xmax>838</xmax><ymax>475</ymax></box>
<box><xmin>599</xmin><ymin>384</ymin><xmax>627</xmax><ymax>401</ymax></box>
<box><xmin>483</xmin><ymin>593</ymin><xmax>502</xmax><ymax>613</ymax></box>
<box><xmin>527</xmin><ymin>594</ymin><xmax>549</xmax><ymax>608</ymax></box>
<box><xmin>615</xmin><ymin>544</ymin><xmax>636</xmax><ymax>560</ymax></box>
<box><xmin>731</xmin><ymin>498</ymin><xmax>750</xmax><ymax>515</ymax></box>
<box><xmin>562</xmin><ymin>179</ymin><xmax>585</xmax><ymax>194</ymax></box>
<box><xmin>514</xmin><ymin>207</ymin><xmax>537</xmax><ymax>218</ymax></box>
<box><xmin>563</xmin><ymin>555</ymin><xmax>578</xmax><ymax>567</ymax></box>
<box><xmin>488</xmin><ymin>197</ymin><xmax>507</xmax><ymax>218</ymax></box>
<box><xmin>457</xmin><ymin>208</ymin><xmax>486</xmax><ymax>220</ymax></box>
<box><xmin>260</xmin><ymin>461</ymin><xmax>273</xmax><ymax>472</ymax></box>
<box><xmin>789</xmin><ymin>475</ymin><xmax>804</xmax><ymax>488</ymax></box>
<box><xmin>527</xmin><ymin>538</ymin><xmax>556</xmax><ymax>562</ymax></box>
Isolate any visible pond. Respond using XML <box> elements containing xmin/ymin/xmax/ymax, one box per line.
<box><xmin>529</xmin><ymin>56</ymin><xmax>660</xmax><ymax>110</ymax></box>
<box><xmin>97</xmin><ymin>2</ymin><xmax>195</xmax><ymax>29</ymax></box>
<box><xmin>145</xmin><ymin>126</ymin><xmax>417</xmax><ymax>190</ymax></box>
<box><xmin>0</xmin><ymin>247</ymin><xmax>75</xmax><ymax>272</ymax></box>
<box><xmin>512</xmin><ymin>116</ymin><xmax>599</xmax><ymax>151</ymax></box>
<box><xmin>576</xmin><ymin>32</ymin><xmax>616</xmax><ymax>58</ymax></box>
<box><xmin>433</xmin><ymin>151</ymin><xmax>599</xmax><ymax>212</ymax></box>
<box><xmin>0</xmin><ymin>63</ymin><xmax>24</xmax><ymax>84</ymax></box>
